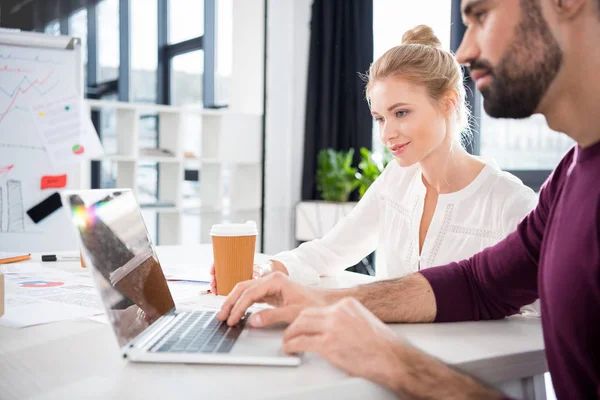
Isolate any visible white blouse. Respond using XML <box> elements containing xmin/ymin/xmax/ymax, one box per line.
<box><xmin>273</xmin><ymin>161</ymin><xmax>539</xmax><ymax>314</ymax></box>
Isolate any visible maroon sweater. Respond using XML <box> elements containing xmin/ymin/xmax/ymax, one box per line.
<box><xmin>421</xmin><ymin>142</ymin><xmax>600</xmax><ymax>399</ymax></box>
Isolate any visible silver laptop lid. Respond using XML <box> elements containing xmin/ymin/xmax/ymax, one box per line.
<box><xmin>63</xmin><ymin>189</ymin><xmax>175</xmax><ymax>348</ymax></box>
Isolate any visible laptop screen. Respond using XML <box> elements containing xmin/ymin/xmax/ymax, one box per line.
<box><xmin>64</xmin><ymin>189</ymin><xmax>175</xmax><ymax>348</ymax></box>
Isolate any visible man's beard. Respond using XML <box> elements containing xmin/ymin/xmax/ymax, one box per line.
<box><xmin>473</xmin><ymin>0</ymin><xmax>563</xmax><ymax>119</ymax></box>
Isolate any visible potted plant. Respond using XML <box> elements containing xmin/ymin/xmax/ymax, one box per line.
<box><xmin>316</xmin><ymin>148</ymin><xmax>360</xmax><ymax>202</ymax></box>
<box><xmin>295</xmin><ymin>148</ymin><xmax>360</xmax><ymax>242</ymax></box>
<box><xmin>296</xmin><ymin>147</ymin><xmax>392</xmax><ymax>241</ymax></box>
<box><xmin>355</xmin><ymin>147</ymin><xmax>392</xmax><ymax>198</ymax></box>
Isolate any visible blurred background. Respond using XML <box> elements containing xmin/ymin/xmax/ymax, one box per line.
<box><xmin>0</xmin><ymin>0</ymin><xmax>573</xmax><ymax>258</ymax></box>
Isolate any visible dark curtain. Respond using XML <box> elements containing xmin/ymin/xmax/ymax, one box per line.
<box><xmin>301</xmin><ymin>0</ymin><xmax>374</xmax><ymax>201</ymax></box>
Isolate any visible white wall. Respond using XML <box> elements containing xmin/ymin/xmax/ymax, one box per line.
<box><xmin>230</xmin><ymin>0</ymin><xmax>265</xmax><ymax>114</ymax></box>
<box><xmin>263</xmin><ymin>0</ymin><xmax>312</xmax><ymax>254</ymax></box>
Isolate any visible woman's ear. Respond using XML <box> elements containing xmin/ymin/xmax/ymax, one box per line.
<box><xmin>444</xmin><ymin>89</ymin><xmax>460</xmax><ymax>118</ymax></box>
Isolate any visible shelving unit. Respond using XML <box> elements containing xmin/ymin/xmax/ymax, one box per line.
<box><xmin>84</xmin><ymin>99</ymin><xmax>263</xmax><ymax>246</ymax></box>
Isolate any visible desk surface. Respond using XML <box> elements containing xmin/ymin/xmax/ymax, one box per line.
<box><xmin>0</xmin><ymin>244</ymin><xmax>547</xmax><ymax>400</ymax></box>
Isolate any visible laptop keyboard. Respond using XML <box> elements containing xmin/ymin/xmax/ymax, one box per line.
<box><xmin>151</xmin><ymin>310</ymin><xmax>250</xmax><ymax>354</ymax></box>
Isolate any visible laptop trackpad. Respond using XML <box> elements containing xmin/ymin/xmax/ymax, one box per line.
<box><xmin>229</xmin><ymin>325</ymin><xmax>289</xmax><ymax>358</ymax></box>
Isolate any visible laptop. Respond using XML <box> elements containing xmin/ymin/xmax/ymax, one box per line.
<box><xmin>62</xmin><ymin>189</ymin><xmax>300</xmax><ymax>366</ymax></box>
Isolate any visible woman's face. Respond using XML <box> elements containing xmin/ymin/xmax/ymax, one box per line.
<box><xmin>370</xmin><ymin>77</ymin><xmax>450</xmax><ymax>167</ymax></box>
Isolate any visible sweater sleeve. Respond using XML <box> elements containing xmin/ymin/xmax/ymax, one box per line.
<box><xmin>501</xmin><ymin>186</ymin><xmax>541</xmax><ymax>317</ymax></box>
<box><xmin>420</xmin><ymin>151</ymin><xmax>572</xmax><ymax>322</ymax></box>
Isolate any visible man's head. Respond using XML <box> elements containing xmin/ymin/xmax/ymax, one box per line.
<box><xmin>456</xmin><ymin>0</ymin><xmax>597</xmax><ymax>119</ymax></box>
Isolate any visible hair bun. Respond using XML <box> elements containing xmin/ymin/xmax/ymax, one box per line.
<box><xmin>402</xmin><ymin>25</ymin><xmax>442</xmax><ymax>49</ymax></box>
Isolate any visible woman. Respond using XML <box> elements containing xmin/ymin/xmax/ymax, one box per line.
<box><xmin>212</xmin><ymin>26</ymin><xmax>538</xmax><ymax>314</ymax></box>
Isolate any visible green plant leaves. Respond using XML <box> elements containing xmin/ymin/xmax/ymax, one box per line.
<box><xmin>316</xmin><ymin>147</ymin><xmax>391</xmax><ymax>202</ymax></box>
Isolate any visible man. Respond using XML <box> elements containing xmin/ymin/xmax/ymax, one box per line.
<box><xmin>217</xmin><ymin>0</ymin><xmax>600</xmax><ymax>398</ymax></box>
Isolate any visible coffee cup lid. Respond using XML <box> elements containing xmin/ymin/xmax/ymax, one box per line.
<box><xmin>210</xmin><ymin>221</ymin><xmax>258</xmax><ymax>237</ymax></box>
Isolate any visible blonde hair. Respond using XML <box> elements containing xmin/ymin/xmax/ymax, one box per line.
<box><xmin>366</xmin><ymin>25</ymin><xmax>471</xmax><ymax>142</ymax></box>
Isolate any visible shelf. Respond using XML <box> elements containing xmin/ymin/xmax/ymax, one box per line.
<box><xmin>92</xmin><ymin>155</ymin><xmax>183</xmax><ymax>163</ymax></box>
<box><xmin>86</xmin><ymin>100</ymin><xmax>264</xmax><ymax>117</ymax></box>
<box><xmin>92</xmin><ymin>154</ymin><xmax>136</xmax><ymax>162</ymax></box>
<box><xmin>180</xmin><ymin>104</ymin><xmax>263</xmax><ymax>117</ymax></box>
<box><xmin>139</xmin><ymin>156</ymin><xmax>182</xmax><ymax>163</ymax></box>
<box><xmin>200</xmin><ymin>158</ymin><xmax>261</xmax><ymax>165</ymax></box>
<box><xmin>86</xmin><ymin>99</ymin><xmax>182</xmax><ymax>114</ymax></box>
<box><xmin>81</xmin><ymin>98</ymin><xmax>263</xmax><ymax>246</ymax></box>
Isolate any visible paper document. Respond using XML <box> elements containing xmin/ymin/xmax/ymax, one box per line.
<box><xmin>31</xmin><ymin>93</ymin><xmax>103</xmax><ymax>168</ymax></box>
<box><xmin>162</xmin><ymin>263</ymin><xmax>211</xmax><ymax>283</ymax></box>
<box><xmin>0</xmin><ymin>263</ymin><xmax>103</xmax><ymax>328</ymax></box>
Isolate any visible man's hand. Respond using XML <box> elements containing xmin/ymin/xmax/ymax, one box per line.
<box><xmin>217</xmin><ymin>272</ymin><xmax>327</xmax><ymax>327</ymax></box>
<box><xmin>282</xmin><ymin>298</ymin><xmax>502</xmax><ymax>399</ymax></box>
<box><xmin>283</xmin><ymin>298</ymin><xmax>400</xmax><ymax>386</ymax></box>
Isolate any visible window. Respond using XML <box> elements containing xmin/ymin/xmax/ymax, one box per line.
<box><xmin>131</xmin><ymin>0</ymin><xmax>158</xmax><ymax>103</ymax></box>
<box><xmin>168</xmin><ymin>0</ymin><xmax>204</xmax><ymax>43</ymax></box>
<box><xmin>44</xmin><ymin>20</ymin><xmax>60</xmax><ymax>35</ymax></box>
<box><xmin>97</xmin><ymin>0</ymin><xmax>120</xmax><ymax>82</ymax></box>
<box><xmin>373</xmin><ymin>0</ymin><xmax>451</xmax><ymax>59</ymax></box>
<box><xmin>170</xmin><ymin>50</ymin><xmax>204</xmax><ymax>106</ymax></box>
<box><xmin>479</xmin><ymin>106</ymin><xmax>574</xmax><ymax>170</ymax></box>
<box><xmin>35</xmin><ymin>0</ymin><xmax>220</xmax><ymax>243</ymax></box>
<box><xmin>68</xmin><ymin>8</ymin><xmax>88</xmax><ymax>86</ymax></box>
<box><xmin>372</xmin><ymin>0</ymin><xmax>452</xmax><ymax>153</ymax></box>
<box><xmin>216</xmin><ymin>0</ymin><xmax>233</xmax><ymax>105</ymax></box>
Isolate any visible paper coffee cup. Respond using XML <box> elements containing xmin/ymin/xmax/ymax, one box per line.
<box><xmin>211</xmin><ymin>221</ymin><xmax>257</xmax><ymax>296</ymax></box>
<box><xmin>110</xmin><ymin>251</ymin><xmax>175</xmax><ymax>318</ymax></box>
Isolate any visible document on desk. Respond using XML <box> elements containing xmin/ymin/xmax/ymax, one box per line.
<box><xmin>0</xmin><ymin>263</ymin><xmax>103</xmax><ymax>328</ymax></box>
<box><xmin>161</xmin><ymin>263</ymin><xmax>211</xmax><ymax>283</ymax></box>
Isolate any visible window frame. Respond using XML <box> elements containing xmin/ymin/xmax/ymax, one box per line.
<box><xmin>157</xmin><ymin>0</ymin><xmax>217</xmax><ymax>107</ymax></box>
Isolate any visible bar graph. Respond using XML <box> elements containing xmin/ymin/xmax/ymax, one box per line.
<box><xmin>7</xmin><ymin>179</ymin><xmax>24</xmax><ymax>232</ymax></box>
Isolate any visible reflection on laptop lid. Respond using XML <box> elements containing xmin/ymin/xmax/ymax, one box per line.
<box><xmin>63</xmin><ymin>189</ymin><xmax>175</xmax><ymax>348</ymax></box>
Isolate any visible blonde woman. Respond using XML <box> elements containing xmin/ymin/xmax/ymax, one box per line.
<box><xmin>211</xmin><ymin>26</ymin><xmax>538</xmax><ymax>314</ymax></box>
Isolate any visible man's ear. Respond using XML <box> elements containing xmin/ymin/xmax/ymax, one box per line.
<box><xmin>550</xmin><ymin>0</ymin><xmax>588</xmax><ymax>20</ymax></box>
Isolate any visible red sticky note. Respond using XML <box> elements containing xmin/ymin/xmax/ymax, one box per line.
<box><xmin>41</xmin><ymin>174</ymin><xmax>67</xmax><ymax>190</ymax></box>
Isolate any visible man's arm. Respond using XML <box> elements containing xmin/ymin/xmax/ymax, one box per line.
<box><xmin>328</xmin><ymin>152</ymin><xmax>568</xmax><ymax>323</ymax></box>
<box><xmin>327</xmin><ymin>220</ymin><xmax>540</xmax><ymax>323</ymax></box>
<box><xmin>283</xmin><ymin>297</ymin><xmax>505</xmax><ymax>400</ymax></box>
<box><xmin>381</xmin><ymin>338</ymin><xmax>504</xmax><ymax>399</ymax></box>
<box><xmin>325</xmin><ymin>273</ymin><xmax>438</xmax><ymax>323</ymax></box>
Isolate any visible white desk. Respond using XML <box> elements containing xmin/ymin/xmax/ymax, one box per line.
<box><xmin>0</xmin><ymin>244</ymin><xmax>547</xmax><ymax>400</ymax></box>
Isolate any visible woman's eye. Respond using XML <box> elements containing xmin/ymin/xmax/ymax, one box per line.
<box><xmin>395</xmin><ymin>110</ymin><xmax>408</xmax><ymax>118</ymax></box>
<box><xmin>374</xmin><ymin>117</ymin><xmax>384</xmax><ymax>124</ymax></box>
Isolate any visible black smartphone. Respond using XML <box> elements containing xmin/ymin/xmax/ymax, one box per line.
<box><xmin>26</xmin><ymin>192</ymin><xmax>63</xmax><ymax>223</ymax></box>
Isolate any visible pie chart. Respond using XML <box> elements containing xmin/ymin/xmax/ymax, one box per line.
<box><xmin>20</xmin><ymin>280</ymin><xmax>64</xmax><ymax>288</ymax></box>
<box><xmin>72</xmin><ymin>144</ymin><xmax>85</xmax><ymax>155</ymax></box>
